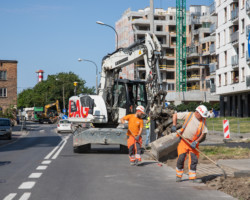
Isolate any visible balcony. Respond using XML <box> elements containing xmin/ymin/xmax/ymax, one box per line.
<box><xmin>210</xmin><ymin>23</ymin><xmax>216</xmax><ymax>35</ymax></box>
<box><xmin>187</xmin><ymin>85</ymin><xmax>200</xmax><ymax>91</ymax></box>
<box><xmin>247</xmin><ymin>0</ymin><xmax>250</xmax><ymax>15</ymax></box>
<box><xmin>231</xmin><ymin>55</ymin><xmax>239</xmax><ymax>68</ymax></box>
<box><xmin>209</xmin><ymin>63</ymin><xmax>217</xmax><ymax>74</ymax></box>
<box><xmin>231</xmin><ymin>9</ymin><xmax>239</xmax><ymax>22</ymax></box>
<box><xmin>191</xmin><ymin>18</ymin><xmax>201</xmax><ymax>24</ymax></box>
<box><xmin>230</xmin><ymin>31</ymin><xmax>239</xmax><ymax>44</ymax></box>
<box><xmin>210</xmin><ymin>84</ymin><xmax>216</xmax><ymax>93</ymax></box>
<box><xmin>187</xmin><ymin>47</ymin><xmax>199</xmax><ymax>57</ymax></box>
<box><xmin>209</xmin><ymin>44</ymin><xmax>216</xmax><ymax>54</ymax></box>
<box><xmin>210</xmin><ymin>2</ymin><xmax>216</xmax><ymax>15</ymax></box>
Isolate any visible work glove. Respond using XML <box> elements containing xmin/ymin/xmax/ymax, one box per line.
<box><xmin>135</xmin><ymin>135</ymin><xmax>140</xmax><ymax>141</ymax></box>
<box><xmin>190</xmin><ymin>141</ymin><xmax>197</xmax><ymax>149</ymax></box>
<box><xmin>171</xmin><ymin>126</ymin><xmax>177</xmax><ymax>133</ymax></box>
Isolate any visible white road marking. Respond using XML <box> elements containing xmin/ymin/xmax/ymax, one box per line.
<box><xmin>36</xmin><ymin>165</ymin><xmax>47</xmax><ymax>170</ymax></box>
<box><xmin>18</xmin><ymin>182</ymin><xmax>36</xmax><ymax>189</ymax></box>
<box><xmin>52</xmin><ymin>135</ymin><xmax>70</xmax><ymax>159</ymax></box>
<box><xmin>44</xmin><ymin>140</ymin><xmax>64</xmax><ymax>160</ymax></box>
<box><xmin>19</xmin><ymin>192</ymin><xmax>31</xmax><ymax>200</ymax></box>
<box><xmin>29</xmin><ymin>172</ymin><xmax>42</xmax><ymax>178</ymax></box>
<box><xmin>42</xmin><ymin>160</ymin><xmax>51</xmax><ymax>165</ymax></box>
<box><xmin>3</xmin><ymin>193</ymin><xmax>17</xmax><ymax>200</ymax></box>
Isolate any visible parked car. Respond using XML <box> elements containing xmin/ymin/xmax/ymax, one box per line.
<box><xmin>0</xmin><ymin>118</ymin><xmax>12</xmax><ymax>140</ymax></box>
<box><xmin>57</xmin><ymin>119</ymin><xmax>72</xmax><ymax>133</ymax></box>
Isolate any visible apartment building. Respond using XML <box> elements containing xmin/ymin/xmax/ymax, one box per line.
<box><xmin>214</xmin><ymin>0</ymin><xmax>250</xmax><ymax>117</ymax></box>
<box><xmin>0</xmin><ymin>60</ymin><xmax>17</xmax><ymax>111</ymax></box>
<box><xmin>116</xmin><ymin>6</ymin><xmax>219</xmax><ymax>105</ymax></box>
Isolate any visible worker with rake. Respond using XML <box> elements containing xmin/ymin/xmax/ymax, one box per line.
<box><xmin>171</xmin><ymin>105</ymin><xmax>209</xmax><ymax>183</ymax></box>
<box><xmin>121</xmin><ymin>105</ymin><xmax>145</xmax><ymax>166</ymax></box>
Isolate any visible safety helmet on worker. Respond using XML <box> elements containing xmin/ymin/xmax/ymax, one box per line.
<box><xmin>195</xmin><ymin>105</ymin><xmax>209</xmax><ymax>118</ymax></box>
<box><xmin>136</xmin><ymin>105</ymin><xmax>145</xmax><ymax>114</ymax></box>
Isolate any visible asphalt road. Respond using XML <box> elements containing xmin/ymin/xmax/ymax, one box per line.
<box><xmin>0</xmin><ymin>124</ymin><xmax>235</xmax><ymax>200</ymax></box>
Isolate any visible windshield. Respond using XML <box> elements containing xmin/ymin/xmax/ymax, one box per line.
<box><xmin>60</xmin><ymin>120</ymin><xmax>70</xmax><ymax>124</ymax></box>
<box><xmin>0</xmin><ymin>120</ymin><xmax>10</xmax><ymax>126</ymax></box>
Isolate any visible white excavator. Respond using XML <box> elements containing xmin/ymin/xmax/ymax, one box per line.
<box><xmin>69</xmin><ymin>33</ymin><xmax>170</xmax><ymax>153</ymax></box>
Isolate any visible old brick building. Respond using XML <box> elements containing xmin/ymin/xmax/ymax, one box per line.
<box><xmin>0</xmin><ymin>60</ymin><xmax>17</xmax><ymax>111</ymax></box>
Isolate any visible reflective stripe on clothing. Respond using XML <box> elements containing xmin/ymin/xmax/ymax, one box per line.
<box><xmin>176</xmin><ymin>167</ymin><xmax>184</xmax><ymax>178</ymax></box>
<box><xmin>189</xmin><ymin>170</ymin><xmax>196</xmax><ymax>179</ymax></box>
<box><xmin>127</xmin><ymin>135</ymin><xmax>142</xmax><ymax>161</ymax></box>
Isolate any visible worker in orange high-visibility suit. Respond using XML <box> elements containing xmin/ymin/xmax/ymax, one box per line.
<box><xmin>171</xmin><ymin>105</ymin><xmax>209</xmax><ymax>183</ymax></box>
<box><xmin>121</xmin><ymin>105</ymin><xmax>145</xmax><ymax>166</ymax></box>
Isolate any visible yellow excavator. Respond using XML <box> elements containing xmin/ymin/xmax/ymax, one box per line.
<box><xmin>38</xmin><ymin>100</ymin><xmax>61</xmax><ymax>124</ymax></box>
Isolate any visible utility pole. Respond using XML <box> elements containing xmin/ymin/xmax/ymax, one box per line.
<box><xmin>150</xmin><ymin>0</ymin><xmax>154</xmax><ymax>34</ymax></box>
<box><xmin>62</xmin><ymin>83</ymin><xmax>65</xmax><ymax>114</ymax></box>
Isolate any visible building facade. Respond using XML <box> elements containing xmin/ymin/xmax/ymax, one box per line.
<box><xmin>116</xmin><ymin>6</ymin><xmax>219</xmax><ymax>105</ymax></box>
<box><xmin>0</xmin><ymin>60</ymin><xmax>17</xmax><ymax>111</ymax></box>
<box><xmin>214</xmin><ymin>0</ymin><xmax>250</xmax><ymax>117</ymax></box>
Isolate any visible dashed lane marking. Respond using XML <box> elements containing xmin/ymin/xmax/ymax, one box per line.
<box><xmin>41</xmin><ymin>160</ymin><xmax>51</xmax><ymax>165</ymax></box>
<box><xmin>52</xmin><ymin>135</ymin><xmax>70</xmax><ymax>159</ymax></box>
<box><xmin>29</xmin><ymin>173</ymin><xmax>42</xmax><ymax>178</ymax></box>
<box><xmin>36</xmin><ymin>165</ymin><xmax>47</xmax><ymax>170</ymax></box>
<box><xmin>3</xmin><ymin>193</ymin><xmax>17</xmax><ymax>200</ymax></box>
<box><xmin>18</xmin><ymin>182</ymin><xmax>36</xmax><ymax>189</ymax></box>
<box><xmin>19</xmin><ymin>192</ymin><xmax>31</xmax><ymax>200</ymax></box>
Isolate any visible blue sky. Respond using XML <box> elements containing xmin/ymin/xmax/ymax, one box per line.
<box><xmin>0</xmin><ymin>0</ymin><xmax>211</xmax><ymax>93</ymax></box>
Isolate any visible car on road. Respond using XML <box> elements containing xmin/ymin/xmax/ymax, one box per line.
<box><xmin>0</xmin><ymin>118</ymin><xmax>12</xmax><ymax>140</ymax></box>
<box><xmin>57</xmin><ymin>119</ymin><xmax>72</xmax><ymax>133</ymax></box>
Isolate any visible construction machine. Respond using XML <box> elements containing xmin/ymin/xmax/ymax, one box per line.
<box><xmin>69</xmin><ymin>33</ymin><xmax>175</xmax><ymax>153</ymax></box>
<box><xmin>38</xmin><ymin>100</ymin><xmax>61</xmax><ymax>124</ymax></box>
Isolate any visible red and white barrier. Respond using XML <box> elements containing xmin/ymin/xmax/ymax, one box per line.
<box><xmin>223</xmin><ymin>119</ymin><xmax>230</xmax><ymax>139</ymax></box>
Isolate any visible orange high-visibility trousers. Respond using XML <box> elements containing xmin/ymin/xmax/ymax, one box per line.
<box><xmin>176</xmin><ymin>139</ymin><xmax>199</xmax><ymax>180</ymax></box>
<box><xmin>127</xmin><ymin>135</ymin><xmax>142</xmax><ymax>162</ymax></box>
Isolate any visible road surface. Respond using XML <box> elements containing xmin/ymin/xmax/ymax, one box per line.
<box><xmin>0</xmin><ymin>123</ymin><xmax>234</xmax><ymax>200</ymax></box>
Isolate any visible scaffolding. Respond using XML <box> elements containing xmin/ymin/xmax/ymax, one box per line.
<box><xmin>176</xmin><ymin>0</ymin><xmax>187</xmax><ymax>91</ymax></box>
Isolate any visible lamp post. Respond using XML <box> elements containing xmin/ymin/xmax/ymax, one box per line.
<box><xmin>78</xmin><ymin>58</ymin><xmax>98</xmax><ymax>94</ymax></box>
<box><xmin>96</xmin><ymin>21</ymin><xmax>119</xmax><ymax>49</ymax></box>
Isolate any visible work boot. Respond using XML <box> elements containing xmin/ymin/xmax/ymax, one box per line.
<box><xmin>176</xmin><ymin>177</ymin><xmax>182</xmax><ymax>182</ymax></box>
<box><xmin>190</xmin><ymin>178</ymin><xmax>202</xmax><ymax>183</ymax></box>
<box><xmin>130</xmin><ymin>161</ymin><xmax>135</xmax><ymax>166</ymax></box>
<box><xmin>135</xmin><ymin>159</ymin><xmax>142</xmax><ymax>166</ymax></box>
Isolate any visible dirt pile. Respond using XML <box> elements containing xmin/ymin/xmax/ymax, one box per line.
<box><xmin>206</xmin><ymin>176</ymin><xmax>250</xmax><ymax>200</ymax></box>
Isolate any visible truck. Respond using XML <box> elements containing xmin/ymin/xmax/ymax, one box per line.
<box><xmin>38</xmin><ymin>100</ymin><xmax>61</xmax><ymax>124</ymax></box>
<box><xmin>69</xmin><ymin>33</ymin><xmax>172</xmax><ymax>153</ymax></box>
<box><xmin>33</xmin><ymin>107</ymin><xmax>44</xmax><ymax>122</ymax></box>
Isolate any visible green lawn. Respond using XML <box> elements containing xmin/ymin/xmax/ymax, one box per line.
<box><xmin>206</xmin><ymin>117</ymin><xmax>250</xmax><ymax>133</ymax></box>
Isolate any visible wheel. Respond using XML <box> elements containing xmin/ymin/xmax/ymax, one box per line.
<box><xmin>73</xmin><ymin>144</ymin><xmax>91</xmax><ymax>153</ymax></box>
<box><xmin>120</xmin><ymin>145</ymin><xmax>128</xmax><ymax>154</ymax></box>
<box><xmin>39</xmin><ymin>119</ymin><xmax>43</xmax><ymax>124</ymax></box>
<box><xmin>7</xmin><ymin>133</ymin><xmax>12</xmax><ymax>140</ymax></box>
<box><xmin>57</xmin><ymin>130</ymin><xmax>60</xmax><ymax>133</ymax></box>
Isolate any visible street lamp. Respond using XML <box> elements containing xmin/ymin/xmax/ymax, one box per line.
<box><xmin>78</xmin><ymin>58</ymin><xmax>98</xmax><ymax>94</ymax></box>
<box><xmin>96</xmin><ymin>21</ymin><xmax>119</xmax><ymax>49</ymax></box>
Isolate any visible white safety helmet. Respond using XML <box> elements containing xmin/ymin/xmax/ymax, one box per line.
<box><xmin>196</xmin><ymin>105</ymin><xmax>209</xmax><ymax>118</ymax></box>
<box><xmin>136</xmin><ymin>105</ymin><xmax>145</xmax><ymax>114</ymax></box>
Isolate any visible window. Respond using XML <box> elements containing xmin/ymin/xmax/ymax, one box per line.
<box><xmin>224</xmin><ymin>73</ymin><xmax>227</xmax><ymax>85</ymax></box>
<box><xmin>218</xmin><ymin>74</ymin><xmax>221</xmax><ymax>87</ymax></box>
<box><xmin>0</xmin><ymin>71</ymin><xmax>7</xmax><ymax>80</ymax></box>
<box><xmin>166</xmin><ymin>72</ymin><xmax>175</xmax><ymax>79</ymax></box>
<box><xmin>242</xmin><ymin>67</ymin><xmax>245</xmax><ymax>81</ymax></box>
<box><xmin>0</xmin><ymin>88</ymin><xmax>7</xmax><ymax>97</ymax></box>
<box><xmin>242</xmin><ymin>19</ymin><xmax>245</xmax><ymax>33</ymax></box>
<box><xmin>225</xmin><ymin>51</ymin><xmax>227</xmax><ymax>66</ymax></box>
<box><xmin>167</xmin><ymin>83</ymin><xmax>175</xmax><ymax>91</ymax></box>
<box><xmin>224</xmin><ymin>30</ymin><xmax>226</xmax><ymax>45</ymax></box>
<box><xmin>224</xmin><ymin>7</ymin><xmax>227</xmax><ymax>23</ymax></box>
<box><xmin>242</xmin><ymin>43</ymin><xmax>245</xmax><ymax>57</ymax></box>
<box><xmin>218</xmin><ymin>33</ymin><xmax>220</xmax><ymax>48</ymax></box>
<box><xmin>242</xmin><ymin>0</ymin><xmax>245</xmax><ymax>8</ymax></box>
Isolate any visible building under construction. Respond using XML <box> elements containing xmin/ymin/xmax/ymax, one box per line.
<box><xmin>115</xmin><ymin>5</ymin><xmax>219</xmax><ymax>105</ymax></box>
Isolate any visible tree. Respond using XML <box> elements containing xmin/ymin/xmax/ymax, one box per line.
<box><xmin>18</xmin><ymin>72</ymin><xmax>95</xmax><ymax>110</ymax></box>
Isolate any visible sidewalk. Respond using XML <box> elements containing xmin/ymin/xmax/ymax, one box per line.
<box><xmin>0</xmin><ymin>124</ymin><xmax>28</xmax><ymax>147</ymax></box>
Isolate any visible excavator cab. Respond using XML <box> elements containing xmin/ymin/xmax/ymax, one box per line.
<box><xmin>112</xmin><ymin>79</ymin><xmax>147</xmax><ymax>116</ymax></box>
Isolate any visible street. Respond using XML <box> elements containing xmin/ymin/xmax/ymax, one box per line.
<box><xmin>0</xmin><ymin>124</ymin><xmax>234</xmax><ymax>200</ymax></box>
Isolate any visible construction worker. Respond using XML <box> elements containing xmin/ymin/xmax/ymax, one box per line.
<box><xmin>145</xmin><ymin>114</ymin><xmax>151</xmax><ymax>147</ymax></box>
<box><xmin>171</xmin><ymin>105</ymin><xmax>209</xmax><ymax>183</ymax></box>
<box><xmin>121</xmin><ymin>105</ymin><xmax>145</xmax><ymax>166</ymax></box>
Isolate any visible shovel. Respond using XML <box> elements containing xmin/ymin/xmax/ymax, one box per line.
<box><xmin>176</xmin><ymin>132</ymin><xmax>227</xmax><ymax>179</ymax></box>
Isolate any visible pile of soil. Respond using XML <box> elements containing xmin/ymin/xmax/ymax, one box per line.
<box><xmin>206</xmin><ymin>176</ymin><xmax>250</xmax><ymax>200</ymax></box>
